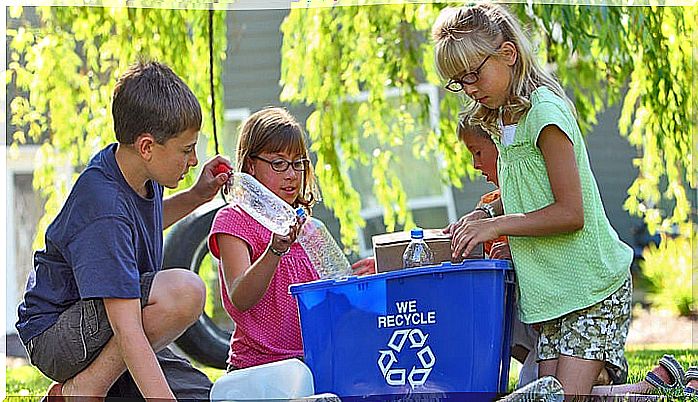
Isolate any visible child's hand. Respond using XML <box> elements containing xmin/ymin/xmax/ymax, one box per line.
<box><xmin>442</xmin><ymin>222</ymin><xmax>454</xmax><ymax>235</ymax></box>
<box><xmin>268</xmin><ymin>220</ymin><xmax>303</xmax><ymax>257</ymax></box>
<box><xmin>443</xmin><ymin>209</ymin><xmax>490</xmax><ymax>236</ymax></box>
<box><xmin>351</xmin><ymin>257</ymin><xmax>376</xmax><ymax>276</ymax></box>
<box><xmin>450</xmin><ymin>217</ymin><xmax>499</xmax><ymax>259</ymax></box>
<box><xmin>192</xmin><ymin>156</ymin><xmax>232</xmax><ymax>203</ymax></box>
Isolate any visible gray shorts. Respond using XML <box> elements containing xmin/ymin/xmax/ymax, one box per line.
<box><xmin>25</xmin><ymin>272</ymin><xmax>156</xmax><ymax>383</ymax></box>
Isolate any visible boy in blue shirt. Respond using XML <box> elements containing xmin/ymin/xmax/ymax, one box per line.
<box><xmin>16</xmin><ymin>60</ymin><xmax>231</xmax><ymax>400</ymax></box>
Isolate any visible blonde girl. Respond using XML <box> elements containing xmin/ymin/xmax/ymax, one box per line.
<box><xmin>430</xmin><ymin>4</ymin><xmax>687</xmax><ymax>399</ymax></box>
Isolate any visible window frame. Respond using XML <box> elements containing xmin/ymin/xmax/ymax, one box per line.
<box><xmin>346</xmin><ymin>84</ymin><xmax>458</xmax><ymax>257</ymax></box>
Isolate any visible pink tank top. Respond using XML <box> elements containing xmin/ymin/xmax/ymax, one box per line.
<box><xmin>208</xmin><ymin>205</ymin><xmax>319</xmax><ymax>368</ymax></box>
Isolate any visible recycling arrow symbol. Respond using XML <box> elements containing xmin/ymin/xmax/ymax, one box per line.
<box><xmin>377</xmin><ymin>328</ymin><xmax>436</xmax><ymax>388</ymax></box>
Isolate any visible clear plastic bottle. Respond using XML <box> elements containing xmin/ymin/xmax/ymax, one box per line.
<box><xmin>402</xmin><ymin>227</ymin><xmax>435</xmax><ymax>269</ymax></box>
<box><xmin>296</xmin><ymin>208</ymin><xmax>353</xmax><ymax>279</ymax></box>
<box><xmin>498</xmin><ymin>376</ymin><xmax>564</xmax><ymax>402</ymax></box>
<box><xmin>222</xmin><ymin>172</ymin><xmax>297</xmax><ymax>236</ymax></box>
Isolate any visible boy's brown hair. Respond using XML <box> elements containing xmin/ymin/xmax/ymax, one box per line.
<box><xmin>112</xmin><ymin>60</ymin><xmax>202</xmax><ymax>144</ymax></box>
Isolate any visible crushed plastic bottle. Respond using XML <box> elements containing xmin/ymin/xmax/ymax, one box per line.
<box><xmin>402</xmin><ymin>227</ymin><xmax>434</xmax><ymax>269</ymax></box>
<box><xmin>222</xmin><ymin>171</ymin><xmax>297</xmax><ymax>236</ymax></box>
<box><xmin>296</xmin><ymin>208</ymin><xmax>353</xmax><ymax>279</ymax></box>
<box><xmin>498</xmin><ymin>376</ymin><xmax>564</xmax><ymax>402</ymax></box>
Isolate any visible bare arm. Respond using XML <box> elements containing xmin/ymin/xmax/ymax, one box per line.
<box><xmin>103</xmin><ymin>298</ymin><xmax>174</xmax><ymax>400</ymax></box>
<box><xmin>163</xmin><ymin>155</ymin><xmax>231</xmax><ymax>229</ymax></box>
<box><xmin>217</xmin><ymin>224</ymin><xmax>300</xmax><ymax>311</ymax></box>
<box><xmin>452</xmin><ymin>125</ymin><xmax>584</xmax><ymax>257</ymax></box>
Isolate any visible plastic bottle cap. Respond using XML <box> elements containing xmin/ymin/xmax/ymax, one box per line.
<box><xmin>410</xmin><ymin>227</ymin><xmax>424</xmax><ymax>239</ymax></box>
<box><xmin>213</xmin><ymin>164</ymin><xmax>231</xmax><ymax>175</ymax></box>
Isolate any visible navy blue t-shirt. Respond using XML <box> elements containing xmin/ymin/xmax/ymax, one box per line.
<box><xmin>16</xmin><ymin>143</ymin><xmax>164</xmax><ymax>344</ymax></box>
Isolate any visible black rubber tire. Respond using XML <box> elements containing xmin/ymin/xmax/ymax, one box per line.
<box><xmin>163</xmin><ymin>199</ymin><xmax>231</xmax><ymax>369</ymax></box>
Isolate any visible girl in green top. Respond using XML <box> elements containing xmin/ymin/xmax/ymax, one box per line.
<box><xmin>432</xmin><ymin>3</ymin><xmax>691</xmax><ymax>399</ymax></box>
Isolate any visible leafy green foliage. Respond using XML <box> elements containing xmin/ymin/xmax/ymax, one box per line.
<box><xmin>281</xmin><ymin>4</ymin><xmax>472</xmax><ymax>247</ymax></box>
<box><xmin>5</xmin><ymin>364</ymin><xmax>51</xmax><ymax>398</ymax></box>
<box><xmin>536</xmin><ymin>5</ymin><xmax>695</xmax><ymax>239</ymax></box>
<box><xmin>7</xmin><ymin>6</ymin><xmax>227</xmax><ymax>249</ymax></box>
<box><xmin>281</xmin><ymin>4</ymin><xmax>694</xmax><ymax>251</ymax></box>
<box><xmin>640</xmin><ymin>232</ymin><xmax>696</xmax><ymax>316</ymax></box>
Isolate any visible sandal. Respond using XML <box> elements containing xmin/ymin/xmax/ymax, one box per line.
<box><xmin>645</xmin><ymin>354</ymin><xmax>685</xmax><ymax>392</ymax></box>
<box><xmin>686</xmin><ymin>366</ymin><xmax>698</xmax><ymax>397</ymax></box>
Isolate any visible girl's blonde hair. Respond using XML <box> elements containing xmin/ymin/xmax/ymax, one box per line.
<box><xmin>457</xmin><ymin>112</ymin><xmax>493</xmax><ymax>144</ymax></box>
<box><xmin>432</xmin><ymin>4</ymin><xmax>574</xmax><ymax>136</ymax></box>
<box><xmin>236</xmin><ymin>107</ymin><xmax>320</xmax><ymax>210</ymax></box>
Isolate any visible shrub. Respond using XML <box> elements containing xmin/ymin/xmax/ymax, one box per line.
<box><xmin>640</xmin><ymin>232</ymin><xmax>695</xmax><ymax>316</ymax></box>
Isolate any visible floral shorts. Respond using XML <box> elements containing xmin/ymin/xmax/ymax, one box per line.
<box><xmin>537</xmin><ymin>275</ymin><xmax>632</xmax><ymax>384</ymax></box>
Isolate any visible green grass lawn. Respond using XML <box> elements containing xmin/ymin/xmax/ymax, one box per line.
<box><xmin>6</xmin><ymin>347</ymin><xmax>697</xmax><ymax>399</ymax></box>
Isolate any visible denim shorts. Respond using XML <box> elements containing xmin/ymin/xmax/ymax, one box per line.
<box><xmin>25</xmin><ymin>272</ymin><xmax>156</xmax><ymax>383</ymax></box>
<box><xmin>537</xmin><ymin>275</ymin><xmax>632</xmax><ymax>384</ymax></box>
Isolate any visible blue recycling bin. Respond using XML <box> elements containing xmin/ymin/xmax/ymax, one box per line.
<box><xmin>290</xmin><ymin>260</ymin><xmax>515</xmax><ymax>399</ymax></box>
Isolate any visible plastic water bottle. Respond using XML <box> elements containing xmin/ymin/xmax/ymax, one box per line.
<box><xmin>402</xmin><ymin>227</ymin><xmax>434</xmax><ymax>269</ymax></box>
<box><xmin>296</xmin><ymin>209</ymin><xmax>353</xmax><ymax>279</ymax></box>
<box><xmin>222</xmin><ymin>171</ymin><xmax>297</xmax><ymax>236</ymax></box>
<box><xmin>498</xmin><ymin>376</ymin><xmax>564</xmax><ymax>402</ymax></box>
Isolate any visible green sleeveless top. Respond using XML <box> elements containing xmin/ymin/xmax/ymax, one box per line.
<box><xmin>494</xmin><ymin>87</ymin><xmax>632</xmax><ymax>323</ymax></box>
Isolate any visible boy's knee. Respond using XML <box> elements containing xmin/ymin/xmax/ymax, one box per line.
<box><xmin>174</xmin><ymin>270</ymin><xmax>206</xmax><ymax>311</ymax></box>
<box><xmin>155</xmin><ymin>269</ymin><xmax>206</xmax><ymax>317</ymax></box>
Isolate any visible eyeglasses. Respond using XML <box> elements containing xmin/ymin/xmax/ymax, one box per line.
<box><xmin>444</xmin><ymin>54</ymin><xmax>491</xmax><ymax>93</ymax></box>
<box><xmin>252</xmin><ymin>155</ymin><xmax>309</xmax><ymax>172</ymax></box>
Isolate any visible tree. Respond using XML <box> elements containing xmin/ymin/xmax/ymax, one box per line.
<box><xmin>280</xmin><ymin>3</ymin><xmax>695</xmax><ymax>249</ymax></box>
<box><xmin>7</xmin><ymin>6</ymin><xmax>227</xmax><ymax>249</ymax></box>
<box><xmin>8</xmin><ymin>3</ymin><xmax>695</xmax><ymax>253</ymax></box>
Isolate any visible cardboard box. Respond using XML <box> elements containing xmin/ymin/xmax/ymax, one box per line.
<box><xmin>372</xmin><ymin>229</ymin><xmax>483</xmax><ymax>273</ymax></box>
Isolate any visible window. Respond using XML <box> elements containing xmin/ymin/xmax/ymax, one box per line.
<box><xmin>346</xmin><ymin>85</ymin><xmax>457</xmax><ymax>257</ymax></box>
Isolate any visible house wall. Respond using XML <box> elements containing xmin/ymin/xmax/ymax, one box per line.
<box><xmin>5</xmin><ymin>146</ymin><xmax>45</xmax><ymax>333</ymax></box>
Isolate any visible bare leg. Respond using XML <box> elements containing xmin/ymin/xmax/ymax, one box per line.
<box><xmin>539</xmin><ymin>359</ymin><xmax>558</xmax><ymax>379</ymax></box>
<box><xmin>61</xmin><ymin>269</ymin><xmax>206</xmax><ymax>400</ymax></box>
<box><xmin>554</xmin><ymin>355</ymin><xmax>604</xmax><ymax>401</ymax></box>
